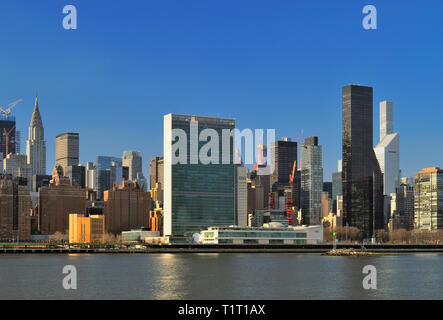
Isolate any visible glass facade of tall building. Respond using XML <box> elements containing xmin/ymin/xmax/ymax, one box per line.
<box><xmin>414</xmin><ymin>167</ymin><xmax>443</xmax><ymax>230</ymax></box>
<box><xmin>96</xmin><ymin>156</ymin><xmax>123</xmax><ymax>201</ymax></box>
<box><xmin>270</xmin><ymin>138</ymin><xmax>298</xmax><ymax>192</ymax></box>
<box><xmin>342</xmin><ymin>85</ymin><xmax>384</xmax><ymax>238</ymax></box>
<box><xmin>164</xmin><ymin>114</ymin><xmax>236</xmax><ymax>236</ymax></box>
<box><xmin>0</xmin><ymin>116</ymin><xmax>17</xmax><ymax>159</ymax></box>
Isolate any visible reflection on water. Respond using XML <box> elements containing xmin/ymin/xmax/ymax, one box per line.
<box><xmin>0</xmin><ymin>253</ymin><xmax>442</xmax><ymax>300</ymax></box>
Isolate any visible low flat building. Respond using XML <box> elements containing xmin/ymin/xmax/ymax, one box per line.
<box><xmin>69</xmin><ymin>214</ymin><xmax>105</xmax><ymax>243</ymax></box>
<box><xmin>200</xmin><ymin>224</ymin><xmax>323</xmax><ymax>245</ymax></box>
<box><xmin>121</xmin><ymin>229</ymin><xmax>160</xmax><ymax>242</ymax></box>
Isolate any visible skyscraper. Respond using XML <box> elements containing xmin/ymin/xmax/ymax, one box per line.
<box><xmin>96</xmin><ymin>156</ymin><xmax>124</xmax><ymax>201</ymax></box>
<box><xmin>235</xmin><ymin>166</ymin><xmax>248</xmax><ymax>227</ymax></box>
<box><xmin>300</xmin><ymin>136</ymin><xmax>323</xmax><ymax>225</ymax></box>
<box><xmin>26</xmin><ymin>95</ymin><xmax>46</xmax><ymax>176</ymax></box>
<box><xmin>374</xmin><ymin>101</ymin><xmax>400</xmax><ymax>195</ymax></box>
<box><xmin>163</xmin><ymin>114</ymin><xmax>236</xmax><ymax>236</ymax></box>
<box><xmin>55</xmin><ymin>132</ymin><xmax>79</xmax><ymax>174</ymax></box>
<box><xmin>342</xmin><ymin>84</ymin><xmax>384</xmax><ymax>238</ymax></box>
<box><xmin>270</xmin><ymin>138</ymin><xmax>297</xmax><ymax>192</ymax></box>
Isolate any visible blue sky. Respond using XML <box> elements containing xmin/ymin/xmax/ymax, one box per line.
<box><xmin>1</xmin><ymin>0</ymin><xmax>442</xmax><ymax>180</ymax></box>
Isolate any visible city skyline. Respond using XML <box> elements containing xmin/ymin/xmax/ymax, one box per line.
<box><xmin>2</xmin><ymin>1</ymin><xmax>443</xmax><ymax>181</ymax></box>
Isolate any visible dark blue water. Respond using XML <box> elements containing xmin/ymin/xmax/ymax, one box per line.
<box><xmin>0</xmin><ymin>253</ymin><xmax>442</xmax><ymax>299</ymax></box>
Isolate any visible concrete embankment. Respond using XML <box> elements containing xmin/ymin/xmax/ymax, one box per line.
<box><xmin>1</xmin><ymin>244</ymin><xmax>443</xmax><ymax>254</ymax></box>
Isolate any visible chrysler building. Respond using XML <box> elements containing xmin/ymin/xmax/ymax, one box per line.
<box><xmin>26</xmin><ymin>94</ymin><xmax>46</xmax><ymax>176</ymax></box>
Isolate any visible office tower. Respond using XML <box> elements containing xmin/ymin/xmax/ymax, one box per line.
<box><xmin>342</xmin><ymin>85</ymin><xmax>384</xmax><ymax>238</ymax></box>
<box><xmin>26</xmin><ymin>95</ymin><xmax>46</xmax><ymax>176</ymax></box>
<box><xmin>389</xmin><ymin>183</ymin><xmax>414</xmax><ymax>231</ymax></box>
<box><xmin>69</xmin><ymin>214</ymin><xmax>105</xmax><ymax>243</ymax></box>
<box><xmin>38</xmin><ymin>166</ymin><xmax>87</xmax><ymax>235</ymax></box>
<box><xmin>236</xmin><ymin>166</ymin><xmax>248</xmax><ymax>227</ymax></box>
<box><xmin>414</xmin><ymin>167</ymin><xmax>443</xmax><ymax>230</ymax></box>
<box><xmin>122</xmin><ymin>151</ymin><xmax>143</xmax><ymax>181</ymax></box>
<box><xmin>55</xmin><ymin>133</ymin><xmax>79</xmax><ymax>174</ymax></box>
<box><xmin>103</xmin><ymin>181</ymin><xmax>150</xmax><ymax>234</ymax></box>
<box><xmin>374</xmin><ymin>101</ymin><xmax>400</xmax><ymax>195</ymax></box>
<box><xmin>65</xmin><ymin>164</ymin><xmax>86</xmax><ymax>188</ymax></box>
<box><xmin>85</xmin><ymin>162</ymin><xmax>96</xmax><ymax>190</ymax></box>
<box><xmin>96</xmin><ymin>156</ymin><xmax>124</xmax><ymax>201</ymax></box>
<box><xmin>3</xmin><ymin>153</ymin><xmax>32</xmax><ymax>190</ymax></box>
<box><xmin>0</xmin><ymin>175</ymin><xmax>32</xmax><ymax>240</ymax></box>
<box><xmin>332</xmin><ymin>160</ymin><xmax>343</xmax><ymax>214</ymax></box>
<box><xmin>150</xmin><ymin>156</ymin><xmax>164</xmax><ymax>190</ymax></box>
<box><xmin>0</xmin><ymin>111</ymin><xmax>17</xmax><ymax>158</ymax></box>
<box><xmin>270</xmin><ymin>138</ymin><xmax>298</xmax><ymax>192</ymax></box>
<box><xmin>300</xmin><ymin>136</ymin><xmax>323</xmax><ymax>225</ymax></box>
<box><xmin>164</xmin><ymin>114</ymin><xmax>236</xmax><ymax>236</ymax></box>
<box><xmin>256</xmin><ymin>144</ymin><xmax>267</xmax><ymax>166</ymax></box>
<box><xmin>321</xmin><ymin>192</ymin><xmax>330</xmax><ymax>218</ymax></box>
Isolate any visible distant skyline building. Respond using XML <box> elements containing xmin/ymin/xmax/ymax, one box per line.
<box><xmin>374</xmin><ymin>101</ymin><xmax>400</xmax><ymax>196</ymax></box>
<box><xmin>150</xmin><ymin>156</ymin><xmax>164</xmax><ymax>190</ymax></box>
<box><xmin>3</xmin><ymin>153</ymin><xmax>32</xmax><ymax>190</ymax></box>
<box><xmin>270</xmin><ymin>137</ymin><xmax>297</xmax><ymax>192</ymax></box>
<box><xmin>26</xmin><ymin>95</ymin><xmax>46</xmax><ymax>176</ymax></box>
<box><xmin>96</xmin><ymin>156</ymin><xmax>125</xmax><ymax>201</ymax></box>
<box><xmin>300</xmin><ymin>136</ymin><xmax>323</xmax><ymax>225</ymax></box>
<box><xmin>163</xmin><ymin>114</ymin><xmax>236</xmax><ymax>236</ymax></box>
<box><xmin>414</xmin><ymin>167</ymin><xmax>443</xmax><ymax>230</ymax></box>
<box><xmin>342</xmin><ymin>84</ymin><xmax>384</xmax><ymax>238</ymax></box>
<box><xmin>55</xmin><ymin>132</ymin><xmax>79</xmax><ymax>174</ymax></box>
<box><xmin>332</xmin><ymin>160</ymin><xmax>343</xmax><ymax>214</ymax></box>
<box><xmin>122</xmin><ymin>150</ymin><xmax>143</xmax><ymax>182</ymax></box>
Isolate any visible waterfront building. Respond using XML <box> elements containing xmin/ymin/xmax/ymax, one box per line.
<box><xmin>3</xmin><ymin>153</ymin><xmax>32</xmax><ymax>190</ymax></box>
<box><xmin>300</xmin><ymin>136</ymin><xmax>323</xmax><ymax>225</ymax></box>
<box><xmin>389</xmin><ymin>182</ymin><xmax>414</xmax><ymax>231</ymax></box>
<box><xmin>26</xmin><ymin>95</ymin><xmax>46</xmax><ymax>176</ymax></box>
<box><xmin>38</xmin><ymin>166</ymin><xmax>87</xmax><ymax>235</ymax></box>
<box><xmin>103</xmin><ymin>180</ymin><xmax>150</xmax><ymax>234</ymax></box>
<box><xmin>163</xmin><ymin>114</ymin><xmax>236</xmax><ymax>236</ymax></box>
<box><xmin>374</xmin><ymin>101</ymin><xmax>400</xmax><ymax>196</ymax></box>
<box><xmin>0</xmin><ymin>175</ymin><xmax>32</xmax><ymax>240</ymax></box>
<box><xmin>342</xmin><ymin>85</ymin><xmax>384</xmax><ymax>238</ymax></box>
<box><xmin>414</xmin><ymin>167</ymin><xmax>443</xmax><ymax>230</ymax></box>
<box><xmin>270</xmin><ymin>138</ymin><xmax>297</xmax><ymax>192</ymax></box>
<box><xmin>149</xmin><ymin>156</ymin><xmax>164</xmax><ymax>190</ymax></box>
<box><xmin>55</xmin><ymin>133</ymin><xmax>79</xmax><ymax>174</ymax></box>
<box><xmin>69</xmin><ymin>213</ymin><xmax>105</xmax><ymax>243</ymax></box>
<box><xmin>149</xmin><ymin>207</ymin><xmax>164</xmax><ymax>235</ymax></box>
<box><xmin>236</xmin><ymin>166</ymin><xmax>248</xmax><ymax>227</ymax></box>
<box><xmin>121</xmin><ymin>229</ymin><xmax>160</xmax><ymax>242</ymax></box>
<box><xmin>199</xmin><ymin>224</ymin><xmax>323</xmax><ymax>244</ymax></box>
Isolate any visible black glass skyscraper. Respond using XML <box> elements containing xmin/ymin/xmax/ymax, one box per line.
<box><xmin>342</xmin><ymin>85</ymin><xmax>384</xmax><ymax>238</ymax></box>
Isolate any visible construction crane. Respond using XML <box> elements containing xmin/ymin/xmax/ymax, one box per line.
<box><xmin>284</xmin><ymin>160</ymin><xmax>298</xmax><ymax>226</ymax></box>
<box><xmin>0</xmin><ymin>99</ymin><xmax>22</xmax><ymax>119</ymax></box>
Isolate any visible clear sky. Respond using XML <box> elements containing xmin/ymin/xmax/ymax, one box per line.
<box><xmin>1</xmin><ymin>0</ymin><xmax>442</xmax><ymax>180</ymax></box>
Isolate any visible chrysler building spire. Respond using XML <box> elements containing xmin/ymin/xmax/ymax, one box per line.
<box><xmin>27</xmin><ymin>92</ymin><xmax>47</xmax><ymax>176</ymax></box>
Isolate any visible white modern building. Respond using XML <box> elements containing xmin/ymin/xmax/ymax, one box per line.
<box><xmin>200</xmin><ymin>224</ymin><xmax>323</xmax><ymax>244</ymax></box>
<box><xmin>26</xmin><ymin>95</ymin><xmax>46</xmax><ymax>176</ymax></box>
<box><xmin>374</xmin><ymin>101</ymin><xmax>400</xmax><ymax>196</ymax></box>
